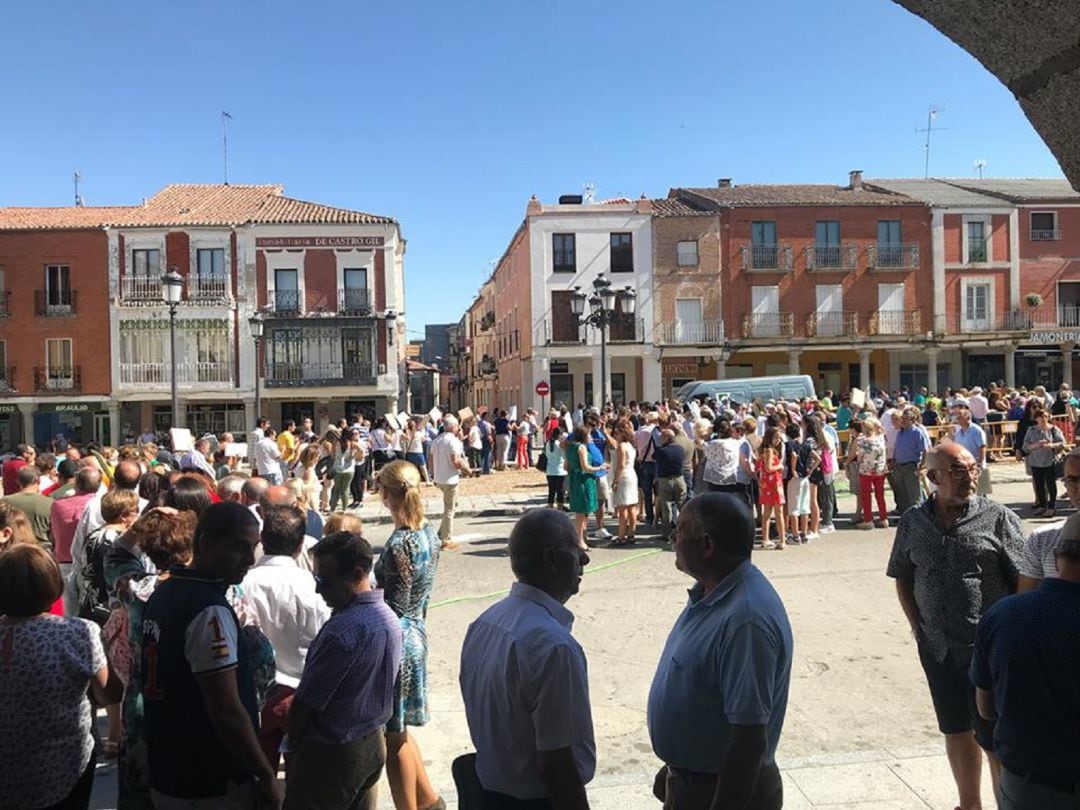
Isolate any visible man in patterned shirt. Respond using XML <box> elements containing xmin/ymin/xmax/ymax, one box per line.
<box><xmin>284</xmin><ymin>531</ymin><xmax>403</xmax><ymax>810</ymax></box>
<box><xmin>887</xmin><ymin>442</ymin><xmax>1025</xmax><ymax>810</ymax></box>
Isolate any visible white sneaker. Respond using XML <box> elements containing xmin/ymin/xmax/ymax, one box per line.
<box><xmin>593</xmin><ymin>528</ymin><xmax>613</xmax><ymax>540</ymax></box>
<box><xmin>819</xmin><ymin>524</ymin><xmax>836</xmax><ymax>534</ymax></box>
<box><xmin>805</xmin><ymin>532</ymin><xmax>819</xmax><ymax>541</ymax></box>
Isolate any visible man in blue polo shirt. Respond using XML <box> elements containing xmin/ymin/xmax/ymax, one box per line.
<box><xmin>648</xmin><ymin>493</ymin><xmax>792</xmax><ymax>810</ymax></box>
<box><xmin>971</xmin><ymin>513</ymin><xmax>1080</xmax><ymax>809</ymax></box>
<box><xmin>890</xmin><ymin>407</ymin><xmax>931</xmax><ymax>514</ymax></box>
<box><xmin>141</xmin><ymin>502</ymin><xmax>279</xmax><ymax>809</ymax></box>
<box><xmin>951</xmin><ymin>401</ymin><xmax>990</xmax><ymax>496</ymax></box>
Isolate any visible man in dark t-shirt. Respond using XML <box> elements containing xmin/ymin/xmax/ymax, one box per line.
<box><xmin>141</xmin><ymin>502</ymin><xmax>279</xmax><ymax>808</ymax></box>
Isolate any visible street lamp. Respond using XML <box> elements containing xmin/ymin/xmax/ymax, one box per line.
<box><xmin>248</xmin><ymin>311</ymin><xmax>264</xmax><ymax>424</ymax></box>
<box><xmin>571</xmin><ymin>274</ymin><xmax>636</xmax><ymax>408</ymax></box>
<box><xmin>161</xmin><ymin>269</ymin><xmax>184</xmax><ymax>429</ymax></box>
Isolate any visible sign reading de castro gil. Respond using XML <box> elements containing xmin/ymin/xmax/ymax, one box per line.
<box><xmin>535</xmin><ymin>380</ymin><xmax>550</xmax><ymax>397</ymax></box>
<box><xmin>255</xmin><ymin>236</ymin><xmax>385</xmax><ymax>249</ymax></box>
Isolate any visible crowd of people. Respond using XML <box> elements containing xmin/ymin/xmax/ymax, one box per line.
<box><xmin>0</xmin><ymin>377</ymin><xmax>1078</xmax><ymax>810</ymax></box>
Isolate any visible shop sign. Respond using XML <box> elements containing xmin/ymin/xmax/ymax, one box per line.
<box><xmin>1030</xmin><ymin>330</ymin><xmax>1080</xmax><ymax>345</ymax></box>
<box><xmin>663</xmin><ymin>360</ymin><xmax>700</xmax><ymax>376</ymax></box>
<box><xmin>255</xmin><ymin>236</ymin><xmax>385</xmax><ymax>249</ymax></box>
<box><xmin>38</xmin><ymin>402</ymin><xmax>101</xmax><ymax>413</ymax></box>
<box><xmin>0</xmin><ymin>405</ymin><xmax>17</xmax><ymax>414</ymax></box>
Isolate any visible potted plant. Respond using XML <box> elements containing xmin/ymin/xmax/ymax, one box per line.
<box><xmin>1025</xmin><ymin>292</ymin><xmax>1043</xmax><ymax>309</ymax></box>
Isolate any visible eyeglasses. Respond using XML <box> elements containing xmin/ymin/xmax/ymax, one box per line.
<box><xmin>942</xmin><ymin>464</ymin><xmax>980</xmax><ymax>481</ymax></box>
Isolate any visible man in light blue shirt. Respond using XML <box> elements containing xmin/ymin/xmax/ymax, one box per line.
<box><xmin>950</xmin><ymin>402</ymin><xmax>986</xmax><ymax>466</ymax></box>
<box><xmin>648</xmin><ymin>493</ymin><xmax>792</xmax><ymax>810</ymax></box>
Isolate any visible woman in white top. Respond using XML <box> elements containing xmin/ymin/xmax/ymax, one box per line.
<box><xmin>330</xmin><ymin>431</ymin><xmax>365</xmax><ymax>512</ymax></box>
<box><xmin>610</xmin><ymin>418</ymin><xmax>639</xmax><ymax>545</ymax></box>
<box><xmin>544</xmin><ymin>425</ymin><xmax>569</xmax><ymax>508</ymax></box>
<box><xmin>404</xmin><ymin>418</ymin><xmax>429</xmax><ymax>483</ymax></box>
<box><xmin>702</xmin><ymin>419</ymin><xmax>743</xmax><ymax>492</ymax></box>
<box><xmin>465</xmin><ymin>419</ymin><xmax>483</xmax><ymax>476</ymax></box>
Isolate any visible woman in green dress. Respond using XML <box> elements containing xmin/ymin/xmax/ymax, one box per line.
<box><xmin>567</xmin><ymin>425</ymin><xmax>604</xmax><ymax>550</ymax></box>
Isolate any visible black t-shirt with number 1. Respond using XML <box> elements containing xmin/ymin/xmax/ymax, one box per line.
<box><xmin>141</xmin><ymin>567</ymin><xmax>258</xmax><ymax>798</ymax></box>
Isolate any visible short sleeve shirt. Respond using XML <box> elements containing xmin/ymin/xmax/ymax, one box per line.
<box><xmin>0</xmin><ymin>616</ymin><xmax>105</xmax><ymax>809</ymax></box>
<box><xmin>430</xmin><ymin>432</ymin><xmax>464</xmax><ymax>485</ymax></box>
<box><xmin>1020</xmin><ymin>522</ymin><xmax>1062</xmax><ymax>580</ymax></box>
<box><xmin>886</xmin><ymin>496</ymin><xmax>1024</xmax><ymax>662</ymax></box>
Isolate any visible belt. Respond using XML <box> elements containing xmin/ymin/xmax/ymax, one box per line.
<box><xmin>895</xmin><ymin>461</ymin><xmax>918</xmax><ymax>467</ymax></box>
<box><xmin>670</xmin><ymin>761</ymin><xmax>778</xmax><ymax>783</ymax></box>
<box><xmin>1005</xmin><ymin>765</ymin><xmax>1080</xmax><ymax>795</ymax></box>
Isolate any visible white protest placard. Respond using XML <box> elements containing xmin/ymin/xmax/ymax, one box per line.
<box><xmin>428</xmin><ymin>406</ymin><xmax>443</xmax><ymax>423</ymax></box>
<box><xmin>507</xmin><ymin>405</ymin><xmax>518</xmax><ymax>421</ymax></box>
<box><xmin>457</xmin><ymin>406</ymin><xmax>474</xmax><ymax>422</ymax></box>
<box><xmin>385</xmin><ymin>412</ymin><xmax>401</xmax><ymax>431</ymax></box>
<box><xmin>170</xmin><ymin>428</ymin><xmax>193</xmax><ymax>452</ymax></box>
<box><xmin>850</xmin><ymin>387</ymin><xmax>866</xmax><ymax>409</ymax></box>
<box><xmin>397</xmin><ymin>411</ymin><xmax>411</xmax><ymax>427</ymax></box>
<box><xmin>223</xmin><ymin>442</ymin><xmax>248</xmax><ymax>458</ymax></box>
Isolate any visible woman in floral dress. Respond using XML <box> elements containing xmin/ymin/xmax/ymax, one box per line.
<box><xmin>374</xmin><ymin>460</ymin><xmax>445</xmax><ymax>810</ymax></box>
<box><xmin>757</xmin><ymin>426</ymin><xmax>787</xmax><ymax>549</ymax></box>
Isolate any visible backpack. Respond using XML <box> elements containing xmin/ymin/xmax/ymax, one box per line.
<box><xmin>792</xmin><ymin>440</ymin><xmax>813</xmax><ymax>478</ymax></box>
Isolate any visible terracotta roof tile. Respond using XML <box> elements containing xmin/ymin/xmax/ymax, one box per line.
<box><xmin>651</xmin><ymin>198</ymin><xmax>714</xmax><ymax>217</ymax></box>
<box><xmin>676</xmin><ymin>184</ymin><xmax>917</xmax><ymax>207</ymax></box>
<box><xmin>0</xmin><ymin>183</ymin><xmax>395</xmax><ymax>231</ymax></box>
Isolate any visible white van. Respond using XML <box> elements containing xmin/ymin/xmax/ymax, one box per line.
<box><xmin>674</xmin><ymin>374</ymin><xmax>816</xmax><ymax>405</ymax></box>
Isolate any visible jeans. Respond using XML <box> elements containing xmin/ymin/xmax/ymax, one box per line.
<box><xmin>860</xmin><ymin>473</ymin><xmax>888</xmax><ymax>522</ymax></box>
<box><xmin>546</xmin><ymin>475</ymin><xmax>566</xmax><ymax>507</ymax></box>
<box><xmin>330</xmin><ymin>470</ymin><xmax>354</xmax><ymax>511</ymax></box>
<box><xmin>262</xmin><ymin>470</ymin><xmax>283</xmax><ymax>485</ymax></box>
<box><xmin>1032</xmin><ymin>464</ymin><xmax>1058</xmax><ymax>508</ymax></box>
<box><xmin>437</xmin><ymin>482</ymin><xmax>458</xmax><ymax>542</ymax></box>
<box><xmin>468</xmin><ymin>447</ymin><xmax>482</xmax><ymax>471</ymax></box>
<box><xmin>817</xmin><ymin>478</ymin><xmax>835</xmax><ymax>527</ymax></box>
<box><xmin>639</xmin><ymin>461</ymin><xmax>657</xmax><ymax>523</ymax></box>
<box><xmin>892</xmin><ymin>462</ymin><xmax>921</xmax><ymax>513</ymax></box>
<box><xmin>481</xmin><ymin>440</ymin><xmax>493</xmax><ymax>474</ymax></box>
<box><xmin>405</xmin><ymin>452</ymin><xmax>426</xmax><ymax>480</ymax></box>
<box><xmin>655</xmin><ymin>475</ymin><xmax>688</xmax><ymax>532</ymax></box>
<box><xmin>662</xmin><ymin>761</ymin><xmax>782</xmax><ymax>810</ymax></box>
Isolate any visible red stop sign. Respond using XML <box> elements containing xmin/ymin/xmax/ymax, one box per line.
<box><xmin>535</xmin><ymin>380</ymin><xmax>550</xmax><ymax>396</ymax></box>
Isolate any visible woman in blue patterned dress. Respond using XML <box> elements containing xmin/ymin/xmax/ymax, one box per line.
<box><xmin>374</xmin><ymin>460</ymin><xmax>445</xmax><ymax>810</ymax></box>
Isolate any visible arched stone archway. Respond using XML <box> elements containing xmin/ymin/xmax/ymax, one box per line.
<box><xmin>895</xmin><ymin>1</ymin><xmax>1080</xmax><ymax>184</ymax></box>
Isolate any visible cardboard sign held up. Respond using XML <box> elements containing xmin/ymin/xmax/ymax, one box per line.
<box><xmin>428</xmin><ymin>407</ymin><xmax>443</xmax><ymax>423</ymax></box>
<box><xmin>397</xmin><ymin>411</ymin><xmax>412</xmax><ymax>427</ymax></box>
<box><xmin>457</xmin><ymin>406</ymin><xmax>473</xmax><ymax>422</ymax></box>
<box><xmin>384</xmin><ymin>413</ymin><xmax>401</xmax><ymax>431</ymax></box>
<box><xmin>223</xmin><ymin>442</ymin><xmax>248</xmax><ymax>458</ymax></box>
<box><xmin>850</xmin><ymin>387</ymin><xmax>866</xmax><ymax>409</ymax></box>
<box><xmin>170</xmin><ymin>428</ymin><xmax>194</xmax><ymax>453</ymax></box>
<box><xmin>507</xmin><ymin>406</ymin><xmax>518</xmax><ymax>421</ymax></box>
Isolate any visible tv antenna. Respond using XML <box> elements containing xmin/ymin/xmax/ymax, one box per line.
<box><xmin>973</xmin><ymin>159</ymin><xmax>987</xmax><ymax>178</ymax></box>
<box><xmin>73</xmin><ymin>170</ymin><xmax>84</xmax><ymax>207</ymax></box>
<box><xmin>583</xmin><ymin>183</ymin><xmax>596</xmax><ymax>204</ymax></box>
<box><xmin>221</xmin><ymin>111</ymin><xmax>233</xmax><ymax>184</ymax></box>
<box><xmin>916</xmin><ymin>106</ymin><xmax>949</xmax><ymax>179</ymax></box>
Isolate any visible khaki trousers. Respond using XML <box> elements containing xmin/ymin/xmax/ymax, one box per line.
<box><xmin>284</xmin><ymin>730</ymin><xmax>385</xmax><ymax>810</ymax></box>
<box><xmin>437</xmin><ymin>482</ymin><xmax>458</xmax><ymax>542</ymax></box>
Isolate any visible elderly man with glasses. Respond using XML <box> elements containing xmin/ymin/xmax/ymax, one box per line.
<box><xmin>887</xmin><ymin>442</ymin><xmax>1026</xmax><ymax>810</ymax></box>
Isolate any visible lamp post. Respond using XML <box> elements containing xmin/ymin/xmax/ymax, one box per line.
<box><xmin>161</xmin><ymin>269</ymin><xmax>184</xmax><ymax>428</ymax></box>
<box><xmin>385</xmin><ymin>310</ymin><xmax>401</xmax><ymax>411</ymax></box>
<box><xmin>570</xmin><ymin>274</ymin><xmax>636</xmax><ymax>408</ymax></box>
<box><xmin>248</xmin><ymin>311</ymin><xmax>264</xmax><ymax>423</ymax></box>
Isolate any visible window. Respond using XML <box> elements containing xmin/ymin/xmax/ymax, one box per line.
<box><xmin>750</xmin><ymin>285</ymin><xmax>780</xmax><ymax>337</ymax></box>
<box><xmin>45</xmin><ymin>264</ymin><xmax>72</xmax><ymax>309</ymax></box>
<box><xmin>877</xmin><ymin>283</ymin><xmax>906</xmax><ymax>334</ymax></box>
<box><xmin>674</xmin><ymin>298</ymin><xmax>703</xmax><ymax>342</ymax></box>
<box><xmin>876</xmin><ymin>220</ymin><xmax>903</xmax><ymax>267</ymax></box>
<box><xmin>676</xmin><ymin>240</ymin><xmax>699</xmax><ymax>267</ymax></box>
<box><xmin>1031</xmin><ymin>211</ymin><xmax>1059</xmax><ymax>240</ymax></box>
<box><xmin>961</xmin><ymin>278</ymin><xmax>994</xmax><ymax>331</ymax></box>
<box><xmin>342</xmin><ymin>268</ymin><xmax>369</xmax><ymax>312</ymax></box>
<box><xmin>750</xmin><ymin>221</ymin><xmax>778</xmax><ymax>269</ymax></box>
<box><xmin>270</xmin><ymin>328</ymin><xmax>303</xmax><ymax>380</ymax></box>
<box><xmin>274</xmin><ymin>269</ymin><xmax>300</xmax><ymax>312</ymax></box>
<box><xmin>814</xmin><ymin>221</ymin><xmax>841</xmax><ymax>268</ymax></box>
<box><xmin>131</xmin><ymin>249</ymin><xmax>161</xmax><ymax>277</ymax></box>
<box><xmin>196</xmin><ymin>248</ymin><xmax>225</xmax><ymax>276</ymax></box>
<box><xmin>553</xmin><ymin>233</ymin><xmax>576</xmax><ymax>273</ymax></box>
<box><xmin>0</xmin><ymin>341</ymin><xmax>7</xmax><ymax>386</ymax></box>
<box><xmin>610</xmin><ymin>232</ymin><xmax>633</xmax><ymax>273</ymax></box>
<box><xmin>967</xmin><ymin>221</ymin><xmax>987</xmax><ymax>263</ymax></box>
<box><xmin>46</xmin><ymin>338</ymin><xmax>73</xmax><ymax>377</ymax></box>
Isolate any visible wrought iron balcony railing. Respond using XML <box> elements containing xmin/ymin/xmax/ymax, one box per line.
<box><xmin>805</xmin><ymin>244</ymin><xmax>857</xmax><ymax>271</ymax></box>
<box><xmin>339</xmin><ymin>288</ymin><xmax>373</xmax><ymax>315</ymax></box>
<box><xmin>1031</xmin><ymin>229</ymin><xmax>1062</xmax><ymax>241</ymax></box>
<box><xmin>35</xmin><ymin>290</ymin><xmax>76</xmax><ymax>316</ymax></box>
<box><xmin>741</xmin><ymin>245</ymin><xmax>793</xmax><ymax>271</ymax></box>
<box><xmin>805</xmin><ymin>312</ymin><xmax>859</xmax><ymax>338</ymax></box>
<box><xmin>34</xmin><ymin>366</ymin><xmax>81</xmax><ymax>392</ymax></box>
<box><xmin>742</xmin><ymin>312</ymin><xmax>794</xmax><ymax>338</ymax></box>
<box><xmin>265</xmin><ymin>360</ymin><xmax>377</xmax><ymax>386</ymax></box>
<box><xmin>267</xmin><ymin>289</ymin><xmax>303</xmax><ymax>315</ymax></box>
<box><xmin>867</xmin><ymin>243</ymin><xmax>919</xmax><ymax>270</ymax></box>
<box><xmin>868</xmin><ymin>310</ymin><xmax>921</xmax><ymax>336</ymax></box>
<box><xmin>656</xmin><ymin>320</ymin><xmax>725</xmax><ymax>345</ymax></box>
<box><xmin>188</xmin><ymin>274</ymin><xmax>230</xmax><ymax>301</ymax></box>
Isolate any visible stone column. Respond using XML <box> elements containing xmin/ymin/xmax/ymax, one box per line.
<box><xmin>1063</xmin><ymin>343</ymin><xmax>1076</xmax><ymax>389</ymax></box>
<box><xmin>926</xmin><ymin>347</ymin><xmax>940</xmax><ymax>393</ymax></box>
<box><xmin>1005</xmin><ymin>346</ymin><xmax>1017</xmax><ymax>388</ymax></box>
<box><xmin>244</xmin><ymin>399</ymin><xmax>256</xmax><ymax>436</ymax></box>
<box><xmin>788</xmin><ymin>349</ymin><xmax>802</xmax><ymax>375</ymax></box>
<box><xmin>642</xmin><ymin>350</ymin><xmax>663</xmax><ymax>402</ymax></box>
<box><xmin>18</xmin><ymin>402</ymin><xmax>34</xmax><ymax>447</ymax></box>
<box><xmin>175</xmin><ymin>399</ymin><xmax>188</xmax><ymax>432</ymax></box>
<box><xmin>859</xmin><ymin>349</ymin><xmax>872</xmax><ymax>392</ymax></box>
<box><xmin>108</xmin><ymin>400</ymin><xmax>120</xmax><ymax>447</ymax></box>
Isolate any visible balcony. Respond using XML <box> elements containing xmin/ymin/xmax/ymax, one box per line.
<box><xmin>0</xmin><ymin>291</ymin><xmax>9</xmax><ymax>318</ymax></box>
<box><xmin>339</xmin><ymin>288</ymin><xmax>373</xmax><ymax>315</ymax></box>
<box><xmin>867</xmin><ymin>243</ymin><xmax>919</xmax><ymax>270</ymax></box>
<box><xmin>35</xmin><ymin>290</ymin><xmax>76</xmax><ymax>317</ymax></box>
<box><xmin>188</xmin><ymin>274</ymin><xmax>231</xmax><ymax>302</ymax></box>
<box><xmin>656</xmin><ymin>320</ymin><xmax>725</xmax><ymax>345</ymax></box>
<box><xmin>805</xmin><ymin>244</ymin><xmax>857</xmax><ymax>272</ymax></box>
<box><xmin>119</xmin><ymin>276</ymin><xmax>161</xmax><ymax>302</ymax></box>
<box><xmin>0</xmin><ymin>366</ymin><xmax>16</xmax><ymax>391</ymax></box>
<box><xmin>1031</xmin><ymin>229</ymin><xmax>1062</xmax><ymax>241</ymax></box>
<box><xmin>742</xmin><ymin>312</ymin><xmax>794</xmax><ymax>339</ymax></box>
<box><xmin>543</xmin><ymin>319</ymin><xmax>586</xmax><ymax>345</ymax></box>
<box><xmin>478</xmin><ymin>356</ymin><xmax>498</xmax><ymax>377</ymax></box>
<box><xmin>967</xmin><ymin>241</ymin><xmax>988</xmax><ymax>263</ymax></box>
<box><xmin>608</xmin><ymin>317</ymin><xmax>645</xmax><ymax>343</ymax></box>
<box><xmin>932</xmin><ymin>312</ymin><xmax>1031</xmax><ymax>335</ymax></box>
<box><xmin>267</xmin><ymin>290</ymin><xmax>303</xmax><ymax>316</ymax></box>
<box><xmin>869</xmin><ymin>310</ymin><xmax>921</xmax><ymax>336</ymax></box>
<box><xmin>118</xmin><ymin>361</ymin><xmax>234</xmax><ymax>386</ymax></box>
<box><xmin>741</xmin><ymin>245</ymin><xmax>792</xmax><ymax>272</ymax></box>
<box><xmin>34</xmin><ymin>366</ymin><xmax>81</xmax><ymax>392</ymax></box>
<box><xmin>265</xmin><ymin>360</ymin><xmax>377</xmax><ymax>387</ymax></box>
<box><xmin>805</xmin><ymin>312</ymin><xmax>859</xmax><ymax>338</ymax></box>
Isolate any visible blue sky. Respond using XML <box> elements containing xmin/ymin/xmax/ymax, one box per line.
<box><xmin>0</xmin><ymin>1</ymin><xmax>1063</xmax><ymax>336</ymax></box>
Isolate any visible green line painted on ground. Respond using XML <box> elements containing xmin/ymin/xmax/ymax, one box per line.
<box><xmin>429</xmin><ymin>546</ymin><xmax>665</xmax><ymax>610</ymax></box>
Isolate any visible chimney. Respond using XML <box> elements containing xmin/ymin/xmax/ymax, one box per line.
<box><xmin>636</xmin><ymin>194</ymin><xmax>653</xmax><ymax>214</ymax></box>
<box><xmin>848</xmin><ymin>170</ymin><xmax>863</xmax><ymax>189</ymax></box>
<box><xmin>526</xmin><ymin>194</ymin><xmax>542</xmax><ymax>216</ymax></box>
<box><xmin>717</xmin><ymin>178</ymin><xmax>732</xmax><ymax>188</ymax></box>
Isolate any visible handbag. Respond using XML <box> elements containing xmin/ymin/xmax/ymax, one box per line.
<box><xmin>536</xmin><ymin>451</ymin><xmax>548</xmax><ymax>472</ymax></box>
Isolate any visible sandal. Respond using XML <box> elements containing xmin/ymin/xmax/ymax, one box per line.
<box><xmin>760</xmin><ymin>540</ymin><xmax>778</xmax><ymax>550</ymax></box>
<box><xmin>608</xmin><ymin>537</ymin><xmax>630</xmax><ymax>547</ymax></box>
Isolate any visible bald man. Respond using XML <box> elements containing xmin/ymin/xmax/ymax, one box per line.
<box><xmin>887</xmin><ymin>443</ymin><xmax>1025</xmax><ymax>810</ymax></box>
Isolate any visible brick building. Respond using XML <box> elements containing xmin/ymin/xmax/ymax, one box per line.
<box><xmin>0</xmin><ymin>184</ymin><xmax>405</xmax><ymax>446</ymax></box>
